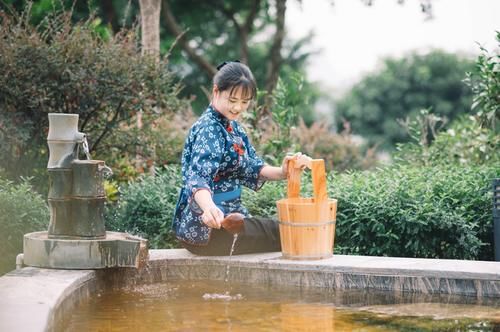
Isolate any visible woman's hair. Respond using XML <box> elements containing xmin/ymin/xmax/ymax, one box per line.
<box><xmin>213</xmin><ymin>61</ymin><xmax>257</xmax><ymax>99</ymax></box>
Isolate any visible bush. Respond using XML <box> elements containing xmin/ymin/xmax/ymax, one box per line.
<box><xmin>331</xmin><ymin>164</ymin><xmax>498</xmax><ymax>260</ymax></box>
<box><xmin>464</xmin><ymin>31</ymin><xmax>500</xmax><ymax>130</ymax></box>
<box><xmin>0</xmin><ymin>9</ymin><xmax>183</xmax><ymax>188</ymax></box>
<box><xmin>114</xmin><ymin>161</ymin><xmax>497</xmax><ymax>260</ymax></box>
<box><xmin>244</xmin><ymin>75</ymin><xmax>303</xmax><ymax>166</ymax></box>
<box><xmin>396</xmin><ymin>112</ymin><xmax>500</xmax><ymax>167</ymax></box>
<box><xmin>242</xmin><ymin>74</ymin><xmax>371</xmax><ymax>172</ymax></box>
<box><xmin>106</xmin><ymin>165</ymin><xmax>182</xmax><ymax>249</ymax></box>
<box><xmin>248</xmin><ymin>163</ymin><xmax>497</xmax><ymax>260</ymax></box>
<box><xmin>292</xmin><ymin>118</ymin><xmax>378</xmax><ymax>172</ymax></box>
<box><xmin>0</xmin><ymin>178</ymin><xmax>49</xmax><ymax>275</ymax></box>
<box><xmin>247</xmin><ymin>163</ymin><xmax>497</xmax><ymax>260</ymax></box>
<box><xmin>243</xmin><ymin>180</ymin><xmax>285</xmax><ymax>218</ymax></box>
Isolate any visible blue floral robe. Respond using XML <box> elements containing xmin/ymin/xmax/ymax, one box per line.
<box><xmin>173</xmin><ymin>105</ymin><xmax>265</xmax><ymax>245</ymax></box>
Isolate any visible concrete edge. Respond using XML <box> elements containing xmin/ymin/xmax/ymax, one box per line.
<box><xmin>0</xmin><ymin>249</ymin><xmax>499</xmax><ymax>332</ymax></box>
<box><xmin>0</xmin><ymin>268</ymin><xmax>98</xmax><ymax>332</ymax></box>
<box><xmin>149</xmin><ymin>249</ymin><xmax>500</xmax><ymax>281</ymax></box>
<box><xmin>144</xmin><ymin>249</ymin><xmax>500</xmax><ymax>298</ymax></box>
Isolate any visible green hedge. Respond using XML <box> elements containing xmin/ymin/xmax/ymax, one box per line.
<box><xmin>111</xmin><ymin>164</ymin><xmax>497</xmax><ymax>260</ymax></box>
<box><xmin>331</xmin><ymin>165</ymin><xmax>497</xmax><ymax>260</ymax></box>
<box><xmin>0</xmin><ymin>179</ymin><xmax>49</xmax><ymax>275</ymax></box>
<box><xmin>106</xmin><ymin>166</ymin><xmax>182</xmax><ymax>249</ymax></box>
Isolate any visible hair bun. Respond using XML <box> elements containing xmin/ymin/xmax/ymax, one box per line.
<box><xmin>216</xmin><ymin>60</ymin><xmax>241</xmax><ymax>71</ymax></box>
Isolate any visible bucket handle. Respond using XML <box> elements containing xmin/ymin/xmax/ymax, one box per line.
<box><xmin>287</xmin><ymin>156</ymin><xmax>328</xmax><ymax>202</ymax></box>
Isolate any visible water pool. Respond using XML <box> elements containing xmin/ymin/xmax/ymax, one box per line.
<box><xmin>61</xmin><ymin>279</ymin><xmax>500</xmax><ymax>331</ymax></box>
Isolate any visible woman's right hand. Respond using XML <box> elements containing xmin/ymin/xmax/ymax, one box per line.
<box><xmin>194</xmin><ymin>189</ymin><xmax>224</xmax><ymax>228</ymax></box>
<box><xmin>201</xmin><ymin>205</ymin><xmax>225</xmax><ymax>229</ymax></box>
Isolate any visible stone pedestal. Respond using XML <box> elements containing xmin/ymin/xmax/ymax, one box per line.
<box><xmin>23</xmin><ymin>231</ymin><xmax>148</xmax><ymax>269</ymax></box>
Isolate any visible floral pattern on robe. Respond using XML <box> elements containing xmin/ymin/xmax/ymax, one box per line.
<box><xmin>173</xmin><ymin>105</ymin><xmax>265</xmax><ymax>245</ymax></box>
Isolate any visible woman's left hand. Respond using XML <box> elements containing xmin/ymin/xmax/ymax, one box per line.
<box><xmin>280</xmin><ymin>152</ymin><xmax>303</xmax><ymax>179</ymax></box>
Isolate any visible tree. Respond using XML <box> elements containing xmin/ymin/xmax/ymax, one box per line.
<box><xmin>140</xmin><ymin>0</ymin><xmax>161</xmax><ymax>60</ymax></box>
<box><xmin>138</xmin><ymin>0</ymin><xmax>162</xmax><ymax>174</ymax></box>
<box><xmin>161</xmin><ymin>0</ymin><xmax>292</xmax><ymax>117</ymax></box>
<box><xmin>0</xmin><ymin>10</ymin><xmax>182</xmax><ymax>186</ymax></box>
<box><xmin>1</xmin><ymin>0</ymin><xmax>320</xmax><ymax>121</ymax></box>
<box><xmin>335</xmin><ymin>50</ymin><xmax>474</xmax><ymax>149</ymax></box>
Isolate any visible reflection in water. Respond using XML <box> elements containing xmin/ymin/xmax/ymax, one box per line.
<box><xmin>60</xmin><ymin>280</ymin><xmax>500</xmax><ymax>331</ymax></box>
<box><xmin>280</xmin><ymin>303</ymin><xmax>336</xmax><ymax>331</ymax></box>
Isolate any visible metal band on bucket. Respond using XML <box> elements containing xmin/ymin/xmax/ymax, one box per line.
<box><xmin>278</xmin><ymin>220</ymin><xmax>336</xmax><ymax>227</ymax></box>
<box><xmin>282</xmin><ymin>252</ymin><xmax>333</xmax><ymax>259</ymax></box>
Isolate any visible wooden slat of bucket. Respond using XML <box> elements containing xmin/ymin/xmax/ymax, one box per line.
<box><xmin>286</xmin><ymin>159</ymin><xmax>302</xmax><ymax>199</ymax></box>
<box><xmin>287</xmin><ymin>157</ymin><xmax>328</xmax><ymax>202</ymax></box>
<box><xmin>311</xmin><ymin>160</ymin><xmax>327</xmax><ymax>202</ymax></box>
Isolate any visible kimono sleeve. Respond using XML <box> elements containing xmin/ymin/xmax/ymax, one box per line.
<box><xmin>240</xmin><ymin>130</ymin><xmax>266</xmax><ymax>191</ymax></box>
<box><xmin>185</xmin><ymin>124</ymin><xmax>225</xmax><ymax>212</ymax></box>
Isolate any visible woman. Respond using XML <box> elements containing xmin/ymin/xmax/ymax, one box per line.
<box><xmin>173</xmin><ymin>61</ymin><xmax>302</xmax><ymax>255</ymax></box>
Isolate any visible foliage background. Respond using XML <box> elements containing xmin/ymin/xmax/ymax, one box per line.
<box><xmin>0</xmin><ymin>2</ymin><xmax>498</xmax><ymax>277</ymax></box>
<box><xmin>0</xmin><ymin>10</ymin><xmax>184</xmax><ymax>192</ymax></box>
<box><xmin>0</xmin><ymin>179</ymin><xmax>49</xmax><ymax>275</ymax></box>
<box><xmin>336</xmin><ymin>51</ymin><xmax>474</xmax><ymax>149</ymax></box>
<box><xmin>106</xmin><ymin>162</ymin><xmax>498</xmax><ymax>261</ymax></box>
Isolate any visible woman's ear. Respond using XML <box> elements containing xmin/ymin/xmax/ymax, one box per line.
<box><xmin>212</xmin><ymin>84</ymin><xmax>219</xmax><ymax>97</ymax></box>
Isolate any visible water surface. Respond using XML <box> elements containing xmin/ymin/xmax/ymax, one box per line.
<box><xmin>61</xmin><ymin>279</ymin><xmax>500</xmax><ymax>331</ymax></box>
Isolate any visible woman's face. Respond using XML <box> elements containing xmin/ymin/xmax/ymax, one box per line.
<box><xmin>212</xmin><ymin>85</ymin><xmax>252</xmax><ymax>121</ymax></box>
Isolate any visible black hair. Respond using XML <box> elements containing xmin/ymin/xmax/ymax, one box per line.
<box><xmin>213</xmin><ymin>61</ymin><xmax>257</xmax><ymax>100</ymax></box>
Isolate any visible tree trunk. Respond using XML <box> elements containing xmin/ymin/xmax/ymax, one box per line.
<box><xmin>100</xmin><ymin>0</ymin><xmax>119</xmax><ymax>34</ymax></box>
<box><xmin>263</xmin><ymin>0</ymin><xmax>287</xmax><ymax>115</ymax></box>
<box><xmin>139</xmin><ymin>0</ymin><xmax>161</xmax><ymax>174</ymax></box>
<box><xmin>140</xmin><ymin>0</ymin><xmax>161</xmax><ymax>60</ymax></box>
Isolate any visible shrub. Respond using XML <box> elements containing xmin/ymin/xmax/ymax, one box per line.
<box><xmin>247</xmin><ymin>163</ymin><xmax>497</xmax><ymax>260</ymax></box>
<box><xmin>292</xmin><ymin>118</ymin><xmax>378</xmax><ymax>172</ymax></box>
<box><xmin>243</xmin><ymin>180</ymin><xmax>285</xmax><ymax>218</ymax></box>
<box><xmin>331</xmin><ymin>164</ymin><xmax>498</xmax><ymax>260</ymax></box>
<box><xmin>147</xmin><ymin>108</ymin><xmax>197</xmax><ymax>166</ymax></box>
<box><xmin>0</xmin><ymin>9</ymin><xmax>183</xmax><ymax>187</ymax></box>
<box><xmin>396</xmin><ymin>112</ymin><xmax>499</xmax><ymax>167</ymax></box>
<box><xmin>112</xmin><ymin>161</ymin><xmax>497</xmax><ymax>260</ymax></box>
<box><xmin>106</xmin><ymin>165</ymin><xmax>182</xmax><ymax>249</ymax></box>
<box><xmin>242</xmin><ymin>74</ymin><xmax>372</xmax><ymax>172</ymax></box>
<box><xmin>463</xmin><ymin>31</ymin><xmax>500</xmax><ymax>130</ymax></box>
<box><xmin>0</xmin><ymin>178</ymin><xmax>49</xmax><ymax>275</ymax></box>
<box><xmin>244</xmin><ymin>75</ymin><xmax>303</xmax><ymax>166</ymax></box>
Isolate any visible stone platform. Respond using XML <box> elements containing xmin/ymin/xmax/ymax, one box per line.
<box><xmin>148</xmin><ymin>249</ymin><xmax>500</xmax><ymax>297</ymax></box>
<box><xmin>0</xmin><ymin>249</ymin><xmax>499</xmax><ymax>331</ymax></box>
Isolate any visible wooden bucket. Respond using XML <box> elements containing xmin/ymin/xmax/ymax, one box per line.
<box><xmin>276</xmin><ymin>158</ymin><xmax>337</xmax><ymax>260</ymax></box>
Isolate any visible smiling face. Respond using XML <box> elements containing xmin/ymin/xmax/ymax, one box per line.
<box><xmin>211</xmin><ymin>85</ymin><xmax>253</xmax><ymax>121</ymax></box>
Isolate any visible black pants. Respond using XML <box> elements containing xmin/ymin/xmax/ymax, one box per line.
<box><xmin>182</xmin><ymin>217</ymin><xmax>281</xmax><ymax>256</ymax></box>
